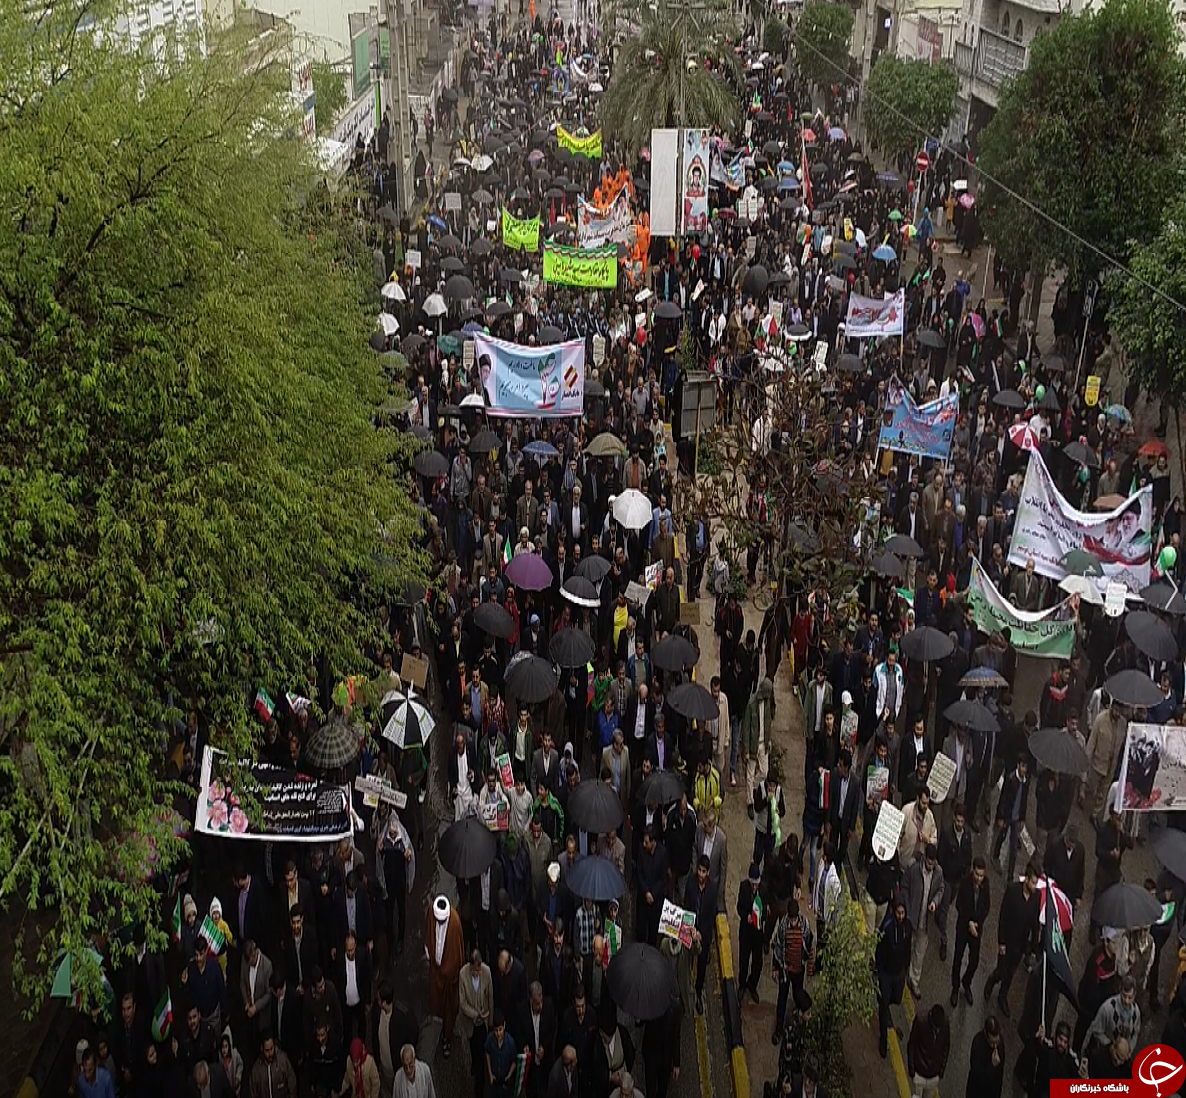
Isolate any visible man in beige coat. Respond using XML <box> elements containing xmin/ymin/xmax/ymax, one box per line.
<box><xmin>1085</xmin><ymin>704</ymin><xmax>1126</xmax><ymax>816</ymax></box>
<box><xmin>458</xmin><ymin>948</ymin><xmax>494</xmax><ymax>1098</ymax></box>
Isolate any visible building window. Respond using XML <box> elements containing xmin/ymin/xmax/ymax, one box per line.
<box><xmin>1014</xmin><ymin>17</ymin><xmax>1023</xmax><ymax>39</ymax></box>
<box><xmin>1001</xmin><ymin>9</ymin><xmax>1010</xmax><ymax>33</ymax></box>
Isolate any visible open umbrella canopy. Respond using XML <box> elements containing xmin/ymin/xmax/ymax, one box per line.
<box><xmin>958</xmin><ymin>667</ymin><xmax>1009</xmax><ymax>689</ymax></box>
<box><xmin>1091</xmin><ymin>882</ymin><xmax>1163</xmax><ymax>930</ymax></box>
<box><xmin>413</xmin><ymin>450</ymin><xmax>449</xmax><ymax>478</ymax></box>
<box><xmin>1105</xmin><ymin>669</ymin><xmax>1163</xmax><ymax>708</ymax></box>
<box><xmin>652</xmin><ymin>633</ymin><xmax>697</xmax><ymax>672</ymax></box>
<box><xmin>539</xmin><ymin>324</ymin><xmax>564</xmax><ymax>344</ymax></box>
<box><xmin>1154</xmin><ymin>828</ymin><xmax>1186</xmax><ymax>881</ymax></box>
<box><xmin>872</xmin><ymin>552</ymin><xmax>903</xmax><ymax>580</ymax></box>
<box><xmin>424</xmin><ymin>293</ymin><xmax>448</xmax><ymax>317</ymax></box>
<box><xmin>468</xmin><ymin>429</ymin><xmax>501</xmax><ymax>454</ymax></box>
<box><xmin>1063</xmin><ymin>441</ymin><xmax>1099</xmax><ymax>469</ymax></box>
<box><xmin>992</xmin><ymin>388</ymin><xmax>1026</xmax><ymax>409</ymax></box>
<box><xmin>381</xmin><ymin>689</ymin><xmax>436</xmax><ymax>748</ymax></box>
<box><xmin>1141</xmin><ymin>580</ymin><xmax>1186</xmax><ymax>616</ymax></box>
<box><xmin>884</xmin><ymin>534</ymin><xmax>924</xmax><ymax>558</ymax></box>
<box><xmin>639</xmin><ymin>768</ymin><xmax>686</xmax><ymax>805</ymax></box>
<box><xmin>523</xmin><ymin>439</ymin><xmax>559</xmax><ymax>458</ymax></box>
<box><xmin>305</xmin><ymin>712</ymin><xmax>361</xmax><ymax>769</ymax></box>
<box><xmin>550</xmin><ymin>626</ymin><xmax>596</xmax><ymax>668</ymax></box>
<box><xmin>505</xmin><ymin>552</ymin><xmax>553</xmax><ymax>591</ymax></box>
<box><xmin>668</xmin><ymin>681</ymin><xmax>719</xmax><ymax>721</ymax></box>
<box><xmin>440</xmin><ymin>816</ymin><xmax>497</xmax><ymax>878</ymax></box>
<box><xmin>1057</xmin><ymin>548</ymin><xmax>1104</xmax><ymax>577</ymax></box>
<box><xmin>566</xmin><ymin>854</ymin><xmax>627</xmax><ymax>901</ymax></box>
<box><xmin>607</xmin><ymin>943</ymin><xmax>679</xmax><ymax>1020</ymax></box>
<box><xmin>917</xmin><ymin>328</ymin><xmax>946</xmax><ymax>350</ymax></box>
<box><xmin>900</xmin><ymin>626</ymin><xmax>954</xmax><ymax>663</ymax></box>
<box><xmin>567</xmin><ymin>782</ymin><xmax>625</xmax><ymax>833</ymax></box>
<box><xmin>742</xmin><ymin>264</ymin><xmax>769</xmax><ymax>297</ymax></box>
<box><xmin>445</xmin><ymin>275</ymin><xmax>476</xmax><ymax>301</ymax></box>
<box><xmin>562</xmin><ymin>575</ymin><xmax>600</xmax><ymax>608</ymax></box>
<box><xmin>612</xmin><ymin>489</ymin><xmax>652</xmax><ymax>530</ymax></box>
<box><xmin>1028</xmin><ymin>727</ymin><xmax>1089</xmax><ymax>776</ymax></box>
<box><xmin>475</xmin><ymin>600</ymin><xmax>515</xmax><ymax>639</ymax></box>
<box><xmin>943</xmin><ymin>699</ymin><xmax>998</xmax><ymax>733</ymax></box>
<box><xmin>506</xmin><ymin>654</ymin><xmax>559</xmax><ymax>703</ymax></box>
<box><xmin>587</xmin><ymin>432</ymin><xmax>627</xmax><ymax>458</ymax></box>
<box><xmin>655</xmin><ymin>300</ymin><xmax>683</xmax><ymax>321</ymax></box>
<box><xmin>1126</xmin><ymin>610</ymin><xmax>1178</xmax><ymax>662</ymax></box>
<box><xmin>575</xmin><ymin>554</ymin><xmax>612</xmax><ymax>583</ymax></box>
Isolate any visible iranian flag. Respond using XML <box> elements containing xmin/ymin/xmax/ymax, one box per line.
<box><xmin>749</xmin><ymin>892</ymin><xmax>764</xmax><ymax>930</ymax></box>
<box><xmin>503</xmin><ymin>537</ymin><xmax>513</xmax><ymax>568</ymax></box>
<box><xmin>511</xmin><ymin>1051</ymin><xmax>533</xmax><ymax>1098</ymax></box>
<box><xmin>171</xmin><ymin>893</ymin><xmax>182</xmax><ymax>943</ymax></box>
<box><xmin>285</xmin><ymin>691</ymin><xmax>311</xmax><ymax>715</ymax></box>
<box><xmin>199</xmin><ymin>915</ymin><xmax>226</xmax><ymax>955</ymax></box>
<box><xmin>254</xmin><ymin>687</ymin><xmax>275</xmax><ymax>722</ymax></box>
<box><xmin>151</xmin><ymin>988</ymin><xmax>173</xmax><ymax>1042</ymax></box>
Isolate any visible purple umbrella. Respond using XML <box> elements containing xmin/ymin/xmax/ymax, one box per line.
<box><xmin>505</xmin><ymin>551</ymin><xmax>553</xmax><ymax>591</ymax></box>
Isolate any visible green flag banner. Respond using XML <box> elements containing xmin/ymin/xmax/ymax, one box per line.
<box><xmin>543</xmin><ymin>243</ymin><xmax>618</xmax><ymax>288</ymax></box>
<box><xmin>556</xmin><ymin>125</ymin><xmax>603</xmax><ymax>158</ymax></box>
<box><xmin>501</xmin><ymin>209</ymin><xmax>541</xmax><ymax>252</ymax></box>
<box><xmin>967</xmin><ymin>558</ymin><xmax>1076</xmax><ymax>659</ymax></box>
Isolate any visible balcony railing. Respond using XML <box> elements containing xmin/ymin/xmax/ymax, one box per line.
<box><xmin>952</xmin><ymin>39</ymin><xmax>974</xmax><ymax>76</ymax></box>
<box><xmin>975</xmin><ymin>27</ymin><xmax>1027</xmax><ymax>87</ymax></box>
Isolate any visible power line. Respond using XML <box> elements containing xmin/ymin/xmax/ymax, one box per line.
<box><xmin>786</xmin><ymin>24</ymin><xmax>1186</xmax><ymax>317</ymax></box>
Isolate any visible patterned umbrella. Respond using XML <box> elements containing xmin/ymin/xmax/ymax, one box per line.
<box><xmin>305</xmin><ymin>712</ymin><xmax>361</xmax><ymax>770</ymax></box>
<box><xmin>1008</xmin><ymin>422</ymin><xmax>1041</xmax><ymax>452</ymax></box>
<box><xmin>381</xmin><ymin>689</ymin><xmax>436</xmax><ymax>748</ymax></box>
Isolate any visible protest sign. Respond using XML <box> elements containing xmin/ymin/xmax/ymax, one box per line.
<box><xmin>967</xmin><ymin>558</ymin><xmax>1077</xmax><ymax>658</ymax></box>
<box><xmin>877</xmin><ymin>378</ymin><xmax>956</xmax><ymax>459</ymax></box>
<box><xmin>556</xmin><ymin>126</ymin><xmax>603</xmax><ymax>158</ymax></box>
<box><xmin>1117</xmin><ymin>723</ymin><xmax>1186</xmax><ymax>811</ymax></box>
<box><xmin>928</xmin><ymin>753</ymin><xmax>956</xmax><ymax>803</ymax></box>
<box><xmin>502</xmin><ymin>209</ymin><xmax>541</xmax><ymax>252</ymax></box>
<box><xmin>577</xmin><ymin>191</ymin><xmax>634</xmax><ymax>249</ymax></box>
<box><xmin>444</xmin><ymin>191</ymin><xmax>462</xmax><ymax>212</ymax></box>
<box><xmin>473</xmin><ymin>332</ymin><xmax>586</xmax><ymax>418</ymax></box>
<box><xmin>497</xmin><ymin>752</ymin><xmax>515</xmax><ymax>789</ymax></box>
<box><xmin>401</xmin><ymin>653</ymin><xmax>428</xmax><ymax>689</ymax></box>
<box><xmin>866</xmin><ymin>766</ymin><xmax>890</xmax><ymax>806</ymax></box>
<box><xmin>872</xmin><ymin>801</ymin><xmax>905</xmax><ymax>861</ymax></box>
<box><xmin>405</xmin><ymin>248</ymin><xmax>422</xmax><ymax>269</ymax></box>
<box><xmin>354</xmin><ymin>774</ymin><xmax>407</xmax><ymax>809</ymax></box>
<box><xmin>543</xmin><ymin>243</ymin><xmax>618</xmax><ymax>288</ymax></box>
<box><xmin>659</xmin><ymin>899</ymin><xmax>697</xmax><ymax>948</ymax></box>
<box><xmin>845</xmin><ymin>290</ymin><xmax>906</xmax><ymax>338</ymax></box>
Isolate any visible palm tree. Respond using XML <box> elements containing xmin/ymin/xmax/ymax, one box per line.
<box><xmin>600</xmin><ymin>0</ymin><xmax>742</xmax><ymax>156</ymax></box>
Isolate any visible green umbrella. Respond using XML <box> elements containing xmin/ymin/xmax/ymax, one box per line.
<box><xmin>888</xmin><ymin>209</ymin><xmax>903</xmax><ymax>222</ymax></box>
<box><xmin>437</xmin><ymin>334</ymin><xmax>461</xmax><ymax>356</ymax></box>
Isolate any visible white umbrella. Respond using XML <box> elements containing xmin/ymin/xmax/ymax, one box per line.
<box><xmin>590</xmin><ymin>82</ymin><xmax>603</xmax><ymax>93</ymax></box>
<box><xmin>613</xmin><ymin>489</ymin><xmax>652</xmax><ymax>530</ymax></box>
<box><xmin>472</xmin><ymin>154</ymin><xmax>494</xmax><ymax>172</ymax></box>
<box><xmin>461</xmin><ymin>392</ymin><xmax>485</xmax><ymax>407</ymax></box>
<box><xmin>377</xmin><ymin>313</ymin><xmax>399</xmax><ymax>336</ymax></box>
<box><xmin>1059</xmin><ymin>574</ymin><xmax>1104</xmax><ymax>605</ymax></box>
<box><xmin>381</xmin><ymin>280</ymin><xmax>406</xmax><ymax>302</ymax></box>
<box><xmin>424</xmin><ymin>293</ymin><xmax>447</xmax><ymax>317</ymax></box>
<box><xmin>453</xmin><ymin>155</ymin><xmax>472</xmax><ymax>169</ymax></box>
<box><xmin>381</xmin><ymin>689</ymin><xmax>436</xmax><ymax>748</ymax></box>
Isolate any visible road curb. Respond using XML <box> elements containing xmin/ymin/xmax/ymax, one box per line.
<box><xmin>716</xmin><ymin>911</ymin><xmax>750</xmax><ymax>1098</ymax></box>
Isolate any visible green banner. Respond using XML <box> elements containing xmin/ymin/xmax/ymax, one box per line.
<box><xmin>967</xmin><ymin>559</ymin><xmax>1076</xmax><ymax>659</ymax></box>
<box><xmin>556</xmin><ymin>126</ymin><xmax>603</xmax><ymax>159</ymax></box>
<box><xmin>543</xmin><ymin>243</ymin><xmax>618</xmax><ymax>288</ymax></box>
<box><xmin>501</xmin><ymin>209</ymin><xmax>541</xmax><ymax>252</ymax></box>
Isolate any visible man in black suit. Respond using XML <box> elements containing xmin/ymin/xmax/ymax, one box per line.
<box><xmin>1042</xmin><ymin>825</ymin><xmax>1086</xmax><ymax>911</ymax></box>
<box><xmin>231</xmin><ymin>863</ymin><xmax>271</xmax><ymax>957</ymax></box>
<box><xmin>373</xmin><ymin>981</ymin><xmax>418</xmax><ymax>1096</ymax></box>
<box><xmin>539</xmin><ymin>917</ymin><xmax>579</xmax><ymax>1014</ymax></box>
<box><xmin>513</xmin><ymin>981</ymin><xmax>558</xmax><ymax>1098</ymax></box>
<box><xmin>495</xmin><ymin>948</ymin><xmax>528</xmax><ymax>1018</ymax></box>
<box><xmin>282</xmin><ymin>903</ymin><xmax>320</xmax><ymax>995</ymax></box>
<box><xmin>269</xmin><ymin>972</ymin><xmax>304</xmax><ymax>1067</ymax></box>
<box><xmin>547</xmin><ymin>1045</ymin><xmax>581</xmax><ymax>1098</ymax></box>
<box><xmin>621</xmin><ymin>686</ymin><xmax>654</xmax><ymax>770</ymax></box>
<box><xmin>334</xmin><ymin>930</ymin><xmax>372</xmax><ymax>1044</ymax></box>
<box><xmin>332</xmin><ymin>871</ymin><xmax>374</xmax><ymax>960</ymax></box>
<box><xmin>825</xmin><ymin>749</ymin><xmax>860</xmax><ymax>884</ymax></box>
<box><xmin>558</xmin><ymin>988</ymin><xmax>600</xmax><ymax>1083</ymax></box>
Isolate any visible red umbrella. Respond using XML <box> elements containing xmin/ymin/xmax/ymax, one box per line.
<box><xmin>1139</xmin><ymin>439</ymin><xmax>1169</xmax><ymax>460</ymax></box>
<box><xmin>959</xmin><ymin>192</ymin><xmax>976</xmax><ymax>209</ymax></box>
<box><xmin>1035</xmin><ymin>875</ymin><xmax>1075</xmax><ymax>930</ymax></box>
<box><xmin>1008</xmin><ymin>422</ymin><xmax>1041</xmax><ymax>452</ymax></box>
<box><xmin>802</xmin><ymin>127</ymin><xmax>816</xmax><ymax>143</ymax></box>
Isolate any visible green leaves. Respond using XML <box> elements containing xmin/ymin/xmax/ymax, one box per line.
<box><xmin>977</xmin><ymin>0</ymin><xmax>1186</xmax><ymax>281</ymax></box>
<box><xmin>864</xmin><ymin>56</ymin><xmax>958</xmax><ymax>166</ymax></box>
<box><xmin>0</xmin><ymin>0</ymin><xmax>424</xmax><ymax>1010</ymax></box>
<box><xmin>794</xmin><ymin>2</ymin><xmax>854</xmax><ymax>90</ymax></box>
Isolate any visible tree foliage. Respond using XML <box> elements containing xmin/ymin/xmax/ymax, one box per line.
<box><xmin>863</xmin><ymin>55</ymin><xmax>958</xmax><ymax>165</ymax></box>
<box><xmin>0</xmin><ymin>0</ymin><xmax>424</xmax><ymax>1009</ymax></box>
<box><xmin>792</xmin><ymin>2</ymin><xmax>853</xmax><ymax>90</ymax></box>
<box><xmin>977</xmin><ymin>0</ymin><xmax>1186</xmax><ymax>281</ymax></box>
<box><xmin>763</xmin><ymin>17</ymin><xmax>789</xmax><ymax>59</ymax></box>
<box><xmin>601</xmin><ymin>0</ymin><xmax>741</xmax><ymax>155</ymax></box>
<box><xmin>313</xmin><ymin>60</ymin><xmax>350</xmax><ymax>136</ymax></box>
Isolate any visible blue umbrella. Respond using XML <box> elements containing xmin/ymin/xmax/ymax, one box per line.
<box><xmin>566</xmin><ymin>855</ymin><xmax>627</xmax><ymax>902</ymax></box>
<box><xmin>777</xmin><ymin>159</ymin><xmax>795</xmax><ymax>174</ymax></box>
<box><xmin>428</xmin><ymin>214</ymin><xmax>448</xmax><ymax>232</ymax></box>
<box><xmin>873</xmin><ymin>244</ymin><xmax>897</xmax><ymax>262</ymax></box>
<box><xmin>778</xmin><ymin>177</ymin><xmax>800</xmax><ymax>191</ymax></box>
<box><xmin>828</xmin><ymin>126</ymin><xmax>846</xmax><ymax>140</ymax></box>
<box><xmin>462</xmin><ymin>321</ymin><xmax>486</xmax><ymax>334</ymax></box>
<box><xmin>523</xmin><ymin>440</ymin><xmax>559</xmax><ymax>457</ymax></box>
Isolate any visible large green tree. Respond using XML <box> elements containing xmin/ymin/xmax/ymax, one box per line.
<box><xmin>977</xmin><ymin>0</ymin><xmax>1186</xmax><ymax>281</ymax></box>
<box><xmin>792</xmin><ymin>2</ymin><xmax>853</xmax><ymax>90</ymax></box>
<box><xmin>601</xmin><ymin>0</ymin><xmax>741</xmax><ymax>155</ymax></box>
<box><xmin>0</xmin><ymin>1</ymin><xmax>424</xmax><ymax>1008</ymax></box>
<box><xmin>864</xmin><ymin>55</ymin><xmax>958</xmax><ymax>165</ymax></box>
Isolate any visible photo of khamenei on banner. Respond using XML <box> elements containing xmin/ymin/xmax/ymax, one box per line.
<box><xmin>1008</xmin><ymin>451</ymin><xmax>1153</xmax><ymax>592</ymax></box>
<box><xmin>1117</xmin><ymin>723</ymin><xmax>1186</xmax><ymax>812</ymax></box>
<box><xmin>474</xmin><ymin>332</ymin><xmax>586</xmax><ymax>418</ymax></box>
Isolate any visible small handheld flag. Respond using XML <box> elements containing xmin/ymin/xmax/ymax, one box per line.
<box><xmin>151</xmin><ymin>988</ymin><xmax>173</xmax><ymax>1043</ymax></box>
<box><xmin>254</xmin><ymin>688</ymin><xmax>275</xmax><ymax>723</ymax></box>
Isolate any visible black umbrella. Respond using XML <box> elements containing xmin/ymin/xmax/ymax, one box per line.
<box><xmin>942</xmin><ymin>699</ymin><xmax>998</xmax><ymax>733</ymax></box>
<box><xmin>540</xmin><ymin>325</ymin><xmax>564</xmax><ymax>344</ymax></box>
<box><xmin>575</xmin><ymin>555</ymin><xmax>612</xmax><ymax>583</ymax></box>
<box><xmin>1105</xmin><ymin>669</ymin><xmax>1163</xmax><ymax>708</ymax></box>
<box><xmin>441</xmin><ymin>255</ymin><xmax>466</xmax><ymax>273</ymax></box>
<box><xmin>1063</xmin><ymin>440</ymin><xmax>1099</xmax><ymax>469</ymax></box>
<box><xmin>402</xmin><ymin>333</ymin><xmax>426</xmax><ymax>352</ymax></box>
<box><xmin>655</xmin><ymin>300</ymin><xmax>682</xmax><ymax>320</ymax></box>
<box><xmin>916</xmin><ymin>328</ymin><xmax>946</xmax><ymax>350</ymax></box>
<box><xmin>1038</xmin><ymin>388</ymin><xmax>1061</xmax><ymax>413</ymax></box>
<box><xmin>1126</xmin><ymin>610</ymin><xmax>1178</xmax><ymax>663</ymax></box>
<box><xmin>561</xmin><ymin>576</ymin><xmax>600</xmax><ymax>608</ymax></box>
<box><xmin>884</xmin><ymin>534</ymin><xmax>924</xmax><ymax>558</ymax></box>
<box><xmin>900</xmin><ymin>626</ymin><xmax>954</xmax><ymax>663</ymax></box>
<box><xmin>550</xmin><ymin>627</ymin><xmax>596</xmax><ymax>668</ymax></box>
<box><xmin>1154</xmin><ymin>828</ymin><xmax>1186</xmax><ymax>880</ymax></box>
<box><xmin>1141</xmin><ymin>580</ymin><xmax>1186</xmax><ymax>616</ymax></box>
<box><xmin>836</xmin><ymin>353</ymin><xmax>863</xmax><ymax>373</ymax></box>
<box><xmin>445</xmin><ymin>274</ymin><xmax>475</xmax><ymax>301</ymax></box>
<box><xmin>1028</xmin><ymin>727</ymin><xmax>1089</xmax><ymax>775</ymax></box>
<box><xmin>304</xmin><ymin>713</ymin><xmax>360</xmax><ymax>770</ymax></box>
<box><xmin>742</xmin><ymin>265</ymin><xmax>769</xmax><ymax>297</ymax></box>
<box><xmin>639</xmin><ymin>768</ymin><xmax>686</xmax><ymax>806</ymax></box>
<box><xmin>760</xmin><ymin>176</ymin><xmax>779</xmax><ymax>193</ymax></box>
<box><xmin>992</xmin><ymin>389</ymin><xmax>1026</xmax><ymax>410</ymax></box>
<box><xmin>486</xmin><ymin>300</ymin><xmax>512</xmax><ymax>319</ymax></box>
<box><xmin>501</xmin><ymin>267</ymin><xmax>523</xmax><ymax>284</ymax></box>
<box><xmin>668</xmin><ymin>682</ymin><xmax>719</xmax><ymax>721</ymax></box>
<box><xmin>652</xmin><ymin>634</ymin><xmax>697</xmax><ymax>672</ymax></box>
<box><xmin>471</xmin><ymin>237</ymin><xmax>493</xmax><ymax>257</ymax></box>
<box><xmin>506</xmin><ymin>655</ymin><xmax>559</xmax><ymax>703</ymax></box>
<box><xmin>566</xmin><ymin>854</ymin><xmax>627</xmax><ymax>902</ymax></box>
<box><xmin>872</xmin><ymin>552</ymin><xmax>903</xmax><ymax>580</ymax></box>
<box><xmin>369</xmin><ymin>331</ymin><xmax>387</xmax><ymax>351</ymax></box>
<box><xmin>567</xmin><ymin>783</ymin><xmax>625</xmax><ymax>834</ymax></box>
<box><xmin>607</xmin><ymin>943</ymin><xmax>679</xmax><ymax>1021</ymax></box>
<box><xmin>1041</xmin><ymin>353</ymin><xmax>1068</xmax><ymax>373</ymax></box>
<box><xmin>1091</xmin><ymin>882</ymin><xmax>1163</xmax><ymax>930</ymax></box>
<box><xmin>438</xmin><ymin>234</ymin><xmax>463</xmax><ymax>252</ymax></box>
<box><xmin>468</xmin><ymin>428</ymin><xmax>501</xmax><ymax>453</ymax></box>
<box><xmin>475</xmin><ymin>600</ymin><xmax>515</xmax><ymax>639</ymax></box>
<box><xmin>413</xmin><ymin>450</ymin><xmax>449</xmax><ymax>478</ymax></box>
<box><xmin>832</xmin><ymin>254</ymin><xmax>857</xmax><ymax>271</ymax></box>
<box><xmin>439</xmin><ymin>817</ymin><xmax>497</xmax><ymax>878</ymax></box>
<box><xmin>787</xmin><ymin>522</ymin><xmax>821</xmax><ymax>554</ymax></box>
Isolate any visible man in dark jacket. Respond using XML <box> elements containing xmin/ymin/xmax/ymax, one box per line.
<box><xmin>992</xmin><ymin>756</ymin><xmax>1031</xmax><ymax>881</ymax></box>
<box><xmin>936</xmin><ymin>802</ymin><xmax>972</xmax><ymax>960</ymax></box>
<box><xmin>983</xmin><ymin>863</ymin><xmax>1038</xmax><ymax>1018</ymax></box>
<box><xmin>1042</xmin><ymin>825</ymin><xmax>1086</xmax><ymax>910</ymax></box>
<box><xmin>634</xmin><ymin>827</ymin><xmax>668</xmax><ymax>945</ymax></box>
<box><xmin>950</xmin><ymin>857</ymin><xmax>990</xmax><ymax>1007</ymax></box>
<box><xmin>513</xmin><ymin>981</ymin><xmax>557</xmax><ymax>1098</ymax></box>
<box><xmin>875</xmin><ymin>899</ymin><xmax>913</xmax><ymax>1058</ymax></box>
<box><xmin>906</xmin><ymin>1004</ymin><xmax>950</xmax><ymax>1096</ymax></box>
<box><xmin>684</xmin><ymin>856</ymin><xmax>719</xmax><ymax>1013</ymax></box>
<box><xmin>965</xmin><ymin>1016</ymin><xmax>1004</xmax><ymax>1098</ymax></box>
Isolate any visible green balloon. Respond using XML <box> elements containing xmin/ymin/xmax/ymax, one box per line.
<box><xmin>1160</xmin><ymin>545</ymin><xmax>1178</xmax><ymax>572</ymax></box>
<box><xmin>1035</xmin><ymin>384</ymin><xmax>1046</xmax><ymax>402</ymax></box>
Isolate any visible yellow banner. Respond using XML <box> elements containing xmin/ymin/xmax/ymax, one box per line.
<box><xmin>501</xmin><ymin>209</ymin><xmax>540</xmax><ymax>252</ymax></box>
<box><xmin>557</xmin><ymin>126</ymin><xmax>603</xmax><ymax>159</ymax></box>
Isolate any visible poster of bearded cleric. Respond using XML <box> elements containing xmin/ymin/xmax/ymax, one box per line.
<box><xmin>474</xmin><ymin>332</ymin><xmax>586</xmax><ymax>417</ymax></box>
<box><xmin>1116</xmin><ymin>723</ymin><xmax>1186</xmax><ymax>811</ymax></box>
